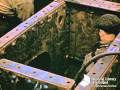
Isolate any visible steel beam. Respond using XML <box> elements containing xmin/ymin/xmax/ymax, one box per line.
<box><xmin>0</xmin><ymin>59</ymin><xmax>75</xmax><ymax>90</ymax></box>
<box><xmin>0</xmin><ymin>0</ymin><xmax>65</xmax><ymax>52</ymax></box>
<box><xmin>65</xmin><ymin>0</ymin><xmax>120</xmax><ymax>12</ymax></box>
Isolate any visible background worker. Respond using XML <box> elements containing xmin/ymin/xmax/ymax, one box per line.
<box><xmin>83</xmin><ymin>14</ymin><xmax>120</xmax><ymax>73</ymax></box>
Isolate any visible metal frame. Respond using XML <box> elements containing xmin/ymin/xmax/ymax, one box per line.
<box><xmin>70</xmin><ymin>0</ymin><xmax>120</xmax><ymax>89</ymax></box>
<box><xmin>0</xmin><ymin>0</ymin><xmax>65</xmax><ymax>52</ymax></box>
<box><xmin>0</xmin><ymin>0</ymin><xmax>120</xmax><ymax>90</ymax></box>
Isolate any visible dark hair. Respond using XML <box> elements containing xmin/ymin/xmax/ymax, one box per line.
<box><xmin>95</xmin><ymin>14</ymin><xmax>120</xmax><ymax>35</ymax></box>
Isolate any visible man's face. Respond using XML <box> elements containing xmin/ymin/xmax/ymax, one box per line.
<box><xmin>99</xmin><ymin>29</ymin><xmax>116</xmax><ymax>44</ymax></box>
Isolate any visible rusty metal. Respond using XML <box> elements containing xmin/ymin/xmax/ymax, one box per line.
<box><xmin>0</xmin><ymin>59</ymin><xmax>75</xmax><ymax>90</ymax></box>
<box><xmin>0</xmin><ymin>0</ymin><xmax>120</xmax><ymax>90</ymax></box>
<box><xmin>0</xmin><ymin>0</ymin><xmax>65</xmax><ymax>52</ymax></box>
<box><xmin>65</xmin><ymin>0</ymin><xmax>120</xmax><ymax>12</ymax></box>
<box><xmin>1</xmin><ymin>0</ymin><xmax>120</xmax><ymax>55</ymax></box>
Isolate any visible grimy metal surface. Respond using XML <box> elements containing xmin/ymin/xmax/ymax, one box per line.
<box><xmin>67</xmin><ymin>0</ymin><xmax>120</xmax><ymax>90</ymax></box>
<box><xmin>2</xmin><ymin>1</ymin><xmax>120</xmax><ymax>55</ymax></box>
<box><xmin>66</xmin><ymin>0</ymin><xmax>120</xmax><ymax>12</ymax></box>
<box><xmin>0</xmin><ymin>0</ymin><xmax>120</xmax><ymax>90</ymax></box>
<box><xmin>0</xmin><ymin>0</ymin><xmax>65</xmax><ymax>52</ymax></box>
<box><xmin>0</xmin><ymin>59</ymin><xmax>75</xmax><ymax>90</ymax></box>
<box><xmin>0</xmin><ymin>0</ymin><xmax>68</xmax><ymax>70</ymax></box>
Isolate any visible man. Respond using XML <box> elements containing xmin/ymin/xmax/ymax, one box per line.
<box><xmin>0</xmin><ymin>0</ymin><xmax>34</xmax><ymax>36</ymax></box>
<box><xmin>83</xmin><ymin>14</ymin><xmax>120</xmax><ymax>73</ymax></box>
<box><xmin>75</xmin><ymin>14</ymin><xmax>120</xmax><ymax>90</ymax></box>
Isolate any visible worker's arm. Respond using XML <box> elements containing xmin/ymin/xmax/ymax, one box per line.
<box><xmin>12</xmin><ymin>0</ymin><xmax>34</xmax><ymax>21</ymax></box>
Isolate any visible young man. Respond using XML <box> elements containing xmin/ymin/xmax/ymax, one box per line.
<box><xmin>83</xmin><ymin>14</ymin><xmax>120</xmax><ymax>73</ymax></box>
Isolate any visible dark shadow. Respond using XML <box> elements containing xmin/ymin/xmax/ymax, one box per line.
<box><xmin>34</xmin><ymin>0</ymin><xmax>54</xmax><ymax>13</ymax></box>
<box><xmin>28</xmin><ymin>52</ymin><xmax>51</xmax><ymax>71</ymax></box>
